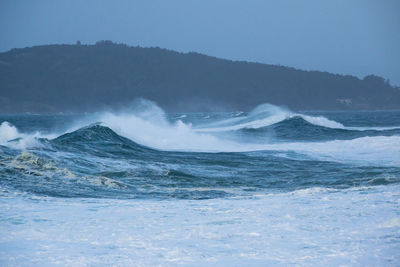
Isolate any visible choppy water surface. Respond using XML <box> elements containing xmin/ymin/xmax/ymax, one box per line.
<box><xmin>1</xmin><ymin>101</ymin><xmax>399</xmax><ymax>266</ymax></box>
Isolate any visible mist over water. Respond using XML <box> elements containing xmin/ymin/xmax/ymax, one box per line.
<box><xmin>1</xmin><ymin>100</ymin><xmax>400</xmax><ymax>265</ymax></box>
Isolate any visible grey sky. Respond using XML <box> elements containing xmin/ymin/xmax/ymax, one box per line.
<box><xmin>1</xmin><ymin>0</ymin><xmax>399</xmax><ymax>85</ymax></box>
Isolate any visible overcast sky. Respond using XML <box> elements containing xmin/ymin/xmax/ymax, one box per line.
<box><xmin>1</xmin><ymin>0</ymin><xmax>399</xmax><ymax>85</ymax></box>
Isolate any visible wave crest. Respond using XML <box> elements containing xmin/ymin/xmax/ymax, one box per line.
<box><xmin>195</xmin><ymin>103</ymin><xmax>344</xmax><ymax>132</ymax></box>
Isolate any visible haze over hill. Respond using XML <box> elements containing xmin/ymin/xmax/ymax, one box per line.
<box><xmin>1</xmin><ymin>41</ymin><xmax>399</xmax><ymax>113</ymax></box>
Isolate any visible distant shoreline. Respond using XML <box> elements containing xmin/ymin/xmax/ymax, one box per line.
<box><xmin>1</xmin><ymin>42</ymin><xmax>399</xmax><ymax>113</ymax></box>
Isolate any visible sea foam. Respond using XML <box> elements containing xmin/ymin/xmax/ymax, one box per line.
<box><xmin>0</xmin><ymin>121</ymin><xmax>41</xmax><ymax>149</ymax></box>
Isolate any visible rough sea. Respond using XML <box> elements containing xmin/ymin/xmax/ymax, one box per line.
<box><xmin>1</xmin><ymin>100</ymin><xmax>399</xmax><ymax>266</ymax></box>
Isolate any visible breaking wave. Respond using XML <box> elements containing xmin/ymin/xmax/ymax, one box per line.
<box><xmin>1</xmin><ymin>101</ymin><xmax>399</xmax><ymax>166</ymax></box>
<box><xmin>195</xmin><ymin>103</ymin><xmax>400</xmax><ymax>132</ymax></box>
<box><xmin>195</xmin><ymin>103</ymin><xmax>345</xmax><ymax>132</ymax></box>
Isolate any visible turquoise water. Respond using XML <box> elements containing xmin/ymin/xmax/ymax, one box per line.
<box><xmin>1</xmin><ymin>102</ymin><xmax>399</xmax><ymax>265</ymax></box>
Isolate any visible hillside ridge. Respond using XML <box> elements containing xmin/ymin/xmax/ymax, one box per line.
<box><xmin>1</xmin><ymin>41</ymin><xmax>399</xmax><ymax>112</ymax></box>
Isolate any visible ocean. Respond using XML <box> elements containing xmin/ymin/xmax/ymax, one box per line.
<box><xmin>0</xmin><ymin>101</ymin><xmax>399</xmax><ymax>266</ymax></box>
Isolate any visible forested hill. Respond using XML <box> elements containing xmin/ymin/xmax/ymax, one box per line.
<box><xmin>1</xmin><ymin>41</ymin><xmax>399</xmax><ymax>113</ymax></box>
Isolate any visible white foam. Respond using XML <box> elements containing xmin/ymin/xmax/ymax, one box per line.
<box><xmin>1</xmin><ymin>184</ymin><xmax>399</xmax><ymax>266</ymax></box>
<box><xmin>0</xmin><ymin>121</ymin><xmax>41</xmax><ymax>149</ymax></box>
<box><xmin>249</xmin><ymin>136</ymin><xmax>400</xmax><ymax>166</ymax></box>
<box><xmin>0</xmin><ymin>121</ymin><xmax>19</xmax><ymax>143</ymax></box>
<box><xmin>300</xmin><ymin>114</ymin><xmax>344</xmax><ymax>129</ymax></box>
<box><xmin>99</xmin><ymin>109</ymin><xmax>239</xmax><ymax>152</ymax></box>
<box><xmin>347</xmin><ymin>126</ymin><xmax>400</xmax><ymax>131</ymax></box>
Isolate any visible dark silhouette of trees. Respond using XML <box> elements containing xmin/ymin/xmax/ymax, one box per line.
<box><xmin>0</xmin><ymin>42</ymin><xmax>399</xmax><ymax>113</ymax></box>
